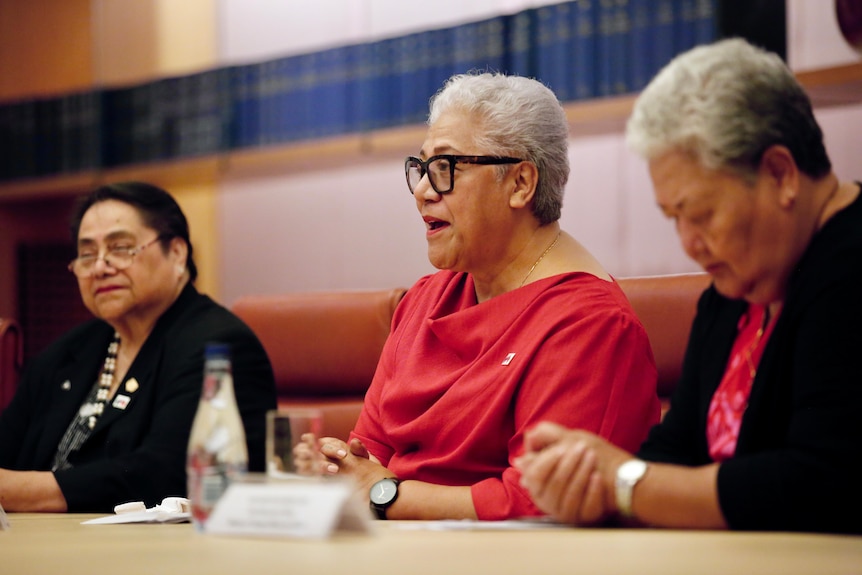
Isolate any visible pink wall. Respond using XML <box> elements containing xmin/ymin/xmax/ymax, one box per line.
<box><xmin>219</xmin><ymin>157</ymin><xmax>435</xmax><ymax>302</ymax></box>
<box><xmin>217</xmin><ymin>129</ymin><xmax>707</xmax><ymax>305</ymax></box>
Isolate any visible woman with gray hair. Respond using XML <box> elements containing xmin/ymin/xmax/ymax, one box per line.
<box><xmin>518</xmin><ymin>39</ymin><xmax>862</xmax><ymax>534</ymax></box>
<box><xmin>311</xmin><ymin>72</ymin><xmax>659</xmax><ymax>520</ymax></box>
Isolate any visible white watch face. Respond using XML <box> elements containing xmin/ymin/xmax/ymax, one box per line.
<box><xmin>615</xmin><ymin>459</ymin><xmax>647</xmax><ymax>518</ymax></box>
<box><xmin>618</xmin><ymin>459</ymin><xmax>648</xmax><ymax>482</ymax></box>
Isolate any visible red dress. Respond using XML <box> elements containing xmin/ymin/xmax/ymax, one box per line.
<box><xmin>351</xmin><ymin>271</ymin><xmax>660</xmax><ymax>519</ymax></box>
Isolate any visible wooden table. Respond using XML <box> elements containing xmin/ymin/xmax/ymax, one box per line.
<box><xmin>2</xmin><ymin>514</ymin><xmax>861</xmax><ymax>575</ymax></box>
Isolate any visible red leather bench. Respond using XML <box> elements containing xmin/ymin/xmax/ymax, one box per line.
<box><xmin>617</xmin><ymin>273</ymin><xmax>711</xmax><ymax>416</ymax></box>
<box><xmin>232</xmin><ymin>288</ymin><xmax>407</xmax><ymax>440</ymax></box>
<box><xmin>231</xmin><ymin>274</ymin><xmax>710</xmax><ymax>438</ymax></box>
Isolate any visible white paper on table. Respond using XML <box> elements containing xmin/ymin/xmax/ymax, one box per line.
<box><xmin>81</xmin><ymin>497</ymin><xmax>191</xmax><ymax>525</ymax></box>
<box><xmin>394</xmin><ymin>518</ymin><xmax>569</xmax><ymax>531</ymax></box>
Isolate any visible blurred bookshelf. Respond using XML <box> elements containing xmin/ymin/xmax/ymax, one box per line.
<box><xmin>1</xmin><ymin>60</ymin><xmax>860</xmax><ymax>200</ymax></box>
<box><xmin>0</xmin><ymin>0</ymin><xmax>859</xmax><ymax>200</ymax></box>
<box><xmin>0</xmin><ymin>60</ymin><xmax>860</xmax><ymax>201</ymax></box>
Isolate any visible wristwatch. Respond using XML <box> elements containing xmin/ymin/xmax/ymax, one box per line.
<box><xmin>615</xmin><ymin>459</ymin><xmax>648</xmax><ymax>518</ymax></box>
<box><xmin>369</xmin><ymin>477</ymin><xmax>400</xmax><ymax>519</ymax></box>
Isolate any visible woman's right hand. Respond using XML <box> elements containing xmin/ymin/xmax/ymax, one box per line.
<box><xmin>291</xmin><ymin>434</ymin><xmax>377</xmax><ymax>476</ymax></box>
<box><xmin>313</xmin><ymin>436</ymin><xmax>391</xmax><ymax>494</ymax></box>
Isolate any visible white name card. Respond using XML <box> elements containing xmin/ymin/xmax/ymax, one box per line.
<box><xmin>204</xmin><ymin>476</ymin><xmax>373</xmax><ymax>539</ymax></box>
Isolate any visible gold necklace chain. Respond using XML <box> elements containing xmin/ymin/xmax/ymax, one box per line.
<box><xmin>744</xmin><ymin>307</ymin><xmax>772</xmax><ymax>379</ymax></box>
<box><xmin>520</xmin><ymin>231</ymin><xmax>561</xmax><ymax>287</ymax></box>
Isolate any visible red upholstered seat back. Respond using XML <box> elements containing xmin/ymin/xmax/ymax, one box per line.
<box><xmin>230</xmin><ymin>275</ymin><xmax>708</xmax><ymax>436</ymax></box>
<box><xmin>617</xmin><ymin>273</ymin><xmax>711</xmax><ymax>413</ymax></box>
<box><xmin>231</xmin><ymin>288</ymin><xmax>406</xmax><ymax>439</ymax></box>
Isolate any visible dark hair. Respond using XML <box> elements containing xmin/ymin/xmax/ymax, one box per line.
<box><xmin>70</xmin><ymin>181</ymin><xmax>198</xmax><ymax>282</ymax></box>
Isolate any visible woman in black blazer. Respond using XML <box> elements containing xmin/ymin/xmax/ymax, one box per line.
<box><xmin>0</xmin><ymin>182</ymin><xmax>276</xmax><ymax>512</ymax></box>
<box><xmin>516</xmin><ymin>39</ymin><xmax>862</xmax><ymax>534</ymax></box>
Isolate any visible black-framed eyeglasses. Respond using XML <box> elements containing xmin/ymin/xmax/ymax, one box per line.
<box><xmin>68</xmin><ymin>236</ymin><xmax>163</xmax><ymax>278</ymax></box>
<box><xmin>405</xmin><ymin>154</ymin><xmax>524</xmax><ymax>195</ymax></box>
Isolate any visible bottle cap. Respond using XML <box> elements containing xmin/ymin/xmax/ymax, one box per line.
<box><xmin>204</xmin><ymin>342</ymin><xmax>230</xmax><ymax>358</ymax></box>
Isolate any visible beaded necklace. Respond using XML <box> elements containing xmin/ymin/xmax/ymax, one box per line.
<box><xmin>88</xmin><ymin>332</ymin><xmax>120</xmax><ymax>430</ymax></box>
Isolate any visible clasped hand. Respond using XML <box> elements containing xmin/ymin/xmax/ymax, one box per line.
<box><xmin>516</xmin><ymin>422</ymin><xmax>630</xmax><ymax>526</ymax></box>
<box><xmin>292</xmin><ymin>434</ymin><xmax>391</xmax><ymax>495</ymax></box>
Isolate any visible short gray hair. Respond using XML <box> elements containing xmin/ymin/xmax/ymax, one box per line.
<box><xmin>626</xmin><ymin>38</ymin><xmax>831</xmax><ymax>181</ymax></box>
<box><xmin>428</xmin><ymin>73</ymin><xmax>569</xmax><ymax>225</ymax></box>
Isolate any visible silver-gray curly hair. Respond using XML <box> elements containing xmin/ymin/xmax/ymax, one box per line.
<box><xmin>428</xmin><ymin>73</ymin><xmax>569</xmax><ymax>225</ymax></box>
<box><xmin>626</xmin><ymin>38</ymin><xmax>830</xmax><ymax>182</ymax></box>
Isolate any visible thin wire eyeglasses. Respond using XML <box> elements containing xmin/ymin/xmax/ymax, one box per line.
<box><xmin>405</xmin><ymin>154</ymin><xmax>524</xmax><ymax>195</ymax></box>
<box><xmin>68</xmin><ymin>237</ymin><xmax>163</xmax><ymax>278</ymax></box>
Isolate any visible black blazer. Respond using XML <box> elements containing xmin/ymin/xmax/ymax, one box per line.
<box><xmin>0</xmin><ymin>284</ymin><xmax>276</xmax><ymax>512</ymax></box>
<box><xmin>639</xmin><ymin>185</ymin><xmax>862</xmax><ymax>534</ymax></box>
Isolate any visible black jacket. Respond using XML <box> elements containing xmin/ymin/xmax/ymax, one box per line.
<box><xmin>639</xmin><ymin>184</ymin><xmax>862</xmax><ymax>534</ymax></box>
